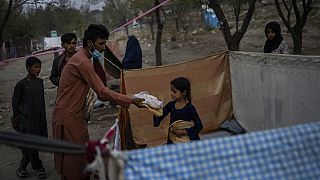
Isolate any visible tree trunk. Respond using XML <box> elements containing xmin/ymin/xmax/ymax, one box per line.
<box><xmin>155</xmin><ymin>25</ymin><xmax>163</xmax><ymax>66</ymax></box>
<box><xmin>155</xmin><ymin>0</ymin><xmax>164</xmax><ymax>66</ymax></box>
<box><xmin>171</xmin><ymin>3</ymin><xmax>179</xmax><ymax>32</ymax></box>
<box><xmin>0</xmin><ymin>0</ymin><xmax>14</xmax><ymax>43</ymax></box>
<box><xmin>150</xmin><ymin>24</ymin><xmax>155</xmax><ymax>40</ymax></box>
<box><xmin>147</xmin><ymin>16</ymin><xmax>155</xmax><ymax>40</ymax></box>
<box><xmin>175</xmin><ymin>17</ymin><xmax>179</xmax><ymax>32</ymax></box>
<box><xmin>209</xmin><ymin>0</ymin><xmax>256</xmax><ymax>51</ymax></box>
<box><xmin>290</xmin><ymin>27</ymin><xmax>303</xmax><ymax>54</ymax></box>
<box><xmin>123</xmin><ymin>12</ymin><xmax>129</xmax><ymax>35</ymax></box>
<box><xmin>226</xmin><ymin>37</ymin><xmax>239</xmax><ymax>51</ymax></box>
<box><xmin>209</xmin><ymin>2</ymin><xmax>236</xmax><ymax>50</ymax></box>
<box><xmin>0</xmin><ymin>28</ymin><xmax>4</xmax><ymax>44</ymax></box>
<box><xmin>125</xmin><ymin>25</ymin><xmax>129</xmax><ymax>35</ymax></box>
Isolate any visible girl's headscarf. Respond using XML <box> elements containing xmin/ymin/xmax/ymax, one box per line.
<box><xmin>264</xmin><ymin>21</ymin><xmax>284</xmax><ymax>53</ymax></box>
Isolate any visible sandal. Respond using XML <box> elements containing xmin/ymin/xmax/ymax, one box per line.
<box><xmin>35</xmin><ymin>168</ymin><xmax>46</xmax><ymax>179</ymax></box>
<box><xmin>16</xmin><ymin>168</ymin><xmax>29</xmax><ymax>178</ymax></box>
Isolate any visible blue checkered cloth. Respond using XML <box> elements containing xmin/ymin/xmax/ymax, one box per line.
<box><xmin>124</xmin><ymin>122</ymin><xmax>320</xmax><ymax>180</ymax></box>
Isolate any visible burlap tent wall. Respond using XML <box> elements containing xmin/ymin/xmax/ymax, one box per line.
<box><xmin>230</xmin><ymin>51</ymin><xmax>320</xmax><ymax>131</ymax></box>
<box><xmin>119</xmin><ymin>51</ymin><xmax>233</xmax><ymax>149</ymax></box>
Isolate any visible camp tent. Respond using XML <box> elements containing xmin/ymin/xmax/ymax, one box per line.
<box><xmin>1</xmin><ymin>51</ymin><xmax>319</xmax><ymax>179</ymax></box>
<box><xmin>119</xmin><ymin>51</ymin><xmax>233</xmax><ymax>149</ymax></box>
<box><xmin>119</xmin><ymin>51</ymin><xmax>320</xmax><ymax>150</ymax></box>
<box><xmin>230</xmin><ymin>51</ymin><xmax>320</xmax><ymax>131</ymax></box>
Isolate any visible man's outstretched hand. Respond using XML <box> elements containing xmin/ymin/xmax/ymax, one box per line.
<box><xmin>132</xmin><ymin>98</ymin><xmax>145</xmax><ymax>108</ymax></box>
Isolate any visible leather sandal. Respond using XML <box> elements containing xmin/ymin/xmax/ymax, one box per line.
<box><xmin>16</xmin><ymin>168</ymin><xmax>28</xmax><ymax>178</ymax></box>
<box><xmin>35</xmin><ymin>168</ymin><xmax>46</xmax><ymax>179</ymax></box>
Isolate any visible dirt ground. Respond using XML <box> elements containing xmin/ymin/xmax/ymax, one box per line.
<box><xmin>0</xmin><ymin>3</ymin><xmax>319</xmax><ymax>179</ymax></box>
<box><xmin>0</xmin><ymin>53</ymin><xmax>120</xmax><ymax>179</ymax></box>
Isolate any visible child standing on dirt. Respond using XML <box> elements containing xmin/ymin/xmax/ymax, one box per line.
<box><xmin>264</xmin><ymin>21</ymin><xmax>289</xmax><ymax>54</ymax></box>
<box><xmin>153</xmin><ymin>77</ymin><xmax>203</xmax><ymax>144</ymax></box>
<box><xmin>11</xmin><ymin>57</ymin><xmax>47</xmax><ymax>179</ymax></box>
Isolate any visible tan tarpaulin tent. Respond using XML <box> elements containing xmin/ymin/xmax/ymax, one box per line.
<box><xmin>119</xmin><ymin>51</ymin><xmax>233</xmax><ymax>149</ymax></box>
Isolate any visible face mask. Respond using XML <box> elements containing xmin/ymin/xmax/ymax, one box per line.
<box><xmin>90</xmin><ymin>42</ymin><xmax>102</xmax><ymax>59</ymax></box>
<box><xmin>97</xmin><ymin>53</ymin><xmax>105</xmax><ymax>66</ymax></box>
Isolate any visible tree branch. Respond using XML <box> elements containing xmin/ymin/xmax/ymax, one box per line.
<box><xmin>282</xmin><ymin>0</ymin><xmax>292</xmax><ymax>27</ymax></box>
<box><xmin>209</xmin><ymin>1</ymin><xmax>233</xmax><ymax>41</ymax></box>
<box><xmin>0</xmin><ymin>0</ymin><xmax>5</xmax><ymax>10</ymax></box>
<box><xmin>292</xmin><ymin>0</ymin><xmax>302</xmax><ymax>25</ymax></box>
<box><xmin>2</xmin><ymin>0</ymin><xmax>13</xmax><ymax>25</ymax></box>
<box><xmin>275</xmin><ymin>0</ymin><xmax>290</xmax><ymax>28</ymax></box>
<box><xmin>302</xmin><ymin>0</ymin><xmax>307</xmax><ymax>9</ymax></box>
<box><xmin>306</xmin><ymin>0</ymin><xmax>312</xmax><ymax>7</ymax></box>
<box><xmin>0</xmin><ymin>0</ymin><xmax>13</xmax><ymax>41</ymax></box>
<box><xmin>233</xmin><ymin>0</ymin><xmax>241</xmax><ymax>32</ymax></box>
<box><xmin>13</xmin><ymin>0</ymin><xmax>29</xmax><ymax>10</ymax></box>
<box><xmin>160</xmin><ymin>6</ymin><xmax>166</xmax><ymax>22</ymax></box>
<box><xmin>108</xmin><ymin>0</ymin><xmax>124</xmax><ymax>16</ymax></box>
<box><xmin>301</xmin><ymin>0</ymin><xmax>312</xmax><ymax>27</ymax></box>
<box><xmin>281</xmin><ymin>0</ymin><xmax>290</xmax><ymax>13</ymax></box>
<box><xmin>236</xmin><ymin>0</ymin><xmax>256</xmax><ymax>43</ymax></box>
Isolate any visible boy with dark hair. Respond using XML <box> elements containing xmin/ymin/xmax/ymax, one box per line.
<box><xmin>52</xmin><ymin>24</ymin><xmax>144</xmax><ymax>180</ymax></box>
<box><xmin>12</xmin><ymin>57</ymin><xmax>47</xmax><ymax>179</ymax></box>
<box><xmin>50</xmin><ymin>32</ymin><xmax>77</xmax><ymax>86</ymax></box>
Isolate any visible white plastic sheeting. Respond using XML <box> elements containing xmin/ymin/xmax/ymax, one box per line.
<box><xmin>229</xmin><ymin>51</ymin><xmax>320</xmax><ymax>131</ymax></box>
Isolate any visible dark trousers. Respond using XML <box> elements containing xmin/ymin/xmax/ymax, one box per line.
<box><xmin>19</xmin><ymin>148</ymin><xmax>43</xmax><ymax>170</ymax></box>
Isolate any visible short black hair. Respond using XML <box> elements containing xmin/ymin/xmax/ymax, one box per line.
<box><xmin>171</xmin><ymin>77</ymin><xmax>192</xmax><ymax>103</ymax></box>
<box><xmin>83</xmin><ymin>24</ymin><xmax>109</xmax><ymax>47</ymax></box>
<box><xmin>26</xmin><ymin>57</ymin><xmax>41</xmax><ymax>68</ymax></box>
<box><xmin>61</xmin><ymin>33</ymin><xmax>77</xmax><ymax>44</ymax></box>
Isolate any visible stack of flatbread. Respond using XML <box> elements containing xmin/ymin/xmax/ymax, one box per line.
<box><xmin>133</xmin><ymin>91</ymin><xmax>163</xmax><ymax>117</ymax></box>
<box><xmin>169</xmin><ymin>120</ymin><xmax>194</xmax><ymax>143</ymax></box>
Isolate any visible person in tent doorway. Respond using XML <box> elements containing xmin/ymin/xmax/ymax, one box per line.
<box><xmin>153</xmin><ymin>77</ymin><xmax>203</xmax><ymax>144</ymax></box>
<box><xmin>50</xmin><ymin>33</ymin><xmax>77</xmax><ymax>86</ymax></box>
<box><xmin>122</xmin><ymin>35</ymin><xmax>142</xmax><ymax>69</ymax></box>
<box><xmin>264</xmin><ymin>21</ymin><xmax>289</xmax><ymax>54</ymax></box>
<box><xmin>52</xmin><ymin>24</ymin><xmax>145</xmax><ymax>180</ymax></box>
<box><xmin>11</xmin><ymin>57</ymin><xmax>48</xmax><ymax>179</ymax></box>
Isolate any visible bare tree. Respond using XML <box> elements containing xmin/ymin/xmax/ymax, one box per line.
<box><xmin>275</xmin><ymin>0</ymin><xmax>313</xmax><ymax>54</ymax></box>
<box><xmin>154</xmin><ymin>0</ymin><xmax>164</xmax><ymax>66</ymax></box>
<box><xmin>0</xmin><ymin>0</ymin><xmax>27</xmax><ymax>42</ymax></box>
<box><xmin>104</xmin><ymin>0</ymin><xmax>131</xmax><ymax>35</ymax></box>
<box><xmin>58</xmin><ymin>0</ymin><xmax>71</xmax><ymax>8</ymax></box>
<box><xmin>130</xmin><ymin>0</ymin><xmax>156</xmax><ymax>40</ymax></box>
<box><xmin>0</xmin><ymin>0</ymin><xmax>58</xmax><ymax>43</ymax></box>
<box><xmin>208</xmin><ymin>0</ymin><xmax>257</xmax><ymax>51</ymax></box>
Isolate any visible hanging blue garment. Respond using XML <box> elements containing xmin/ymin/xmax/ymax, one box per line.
<box><xmin>122</xmin><ymin>35</ymin><xmax>142</xmax><ymax>69</ymax></box>
<box><xmin>202</xmin><ymin>9</ymin><xmax>218</xmax><ymax>28</ymax></box>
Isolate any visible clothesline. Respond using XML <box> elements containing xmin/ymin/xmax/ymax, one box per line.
<box><xmin>0</xmin><ymin>130</ymin><xmax>85</xmax><ymax>154</ymax></box>
<box><xmin>0</xmin><ymin>119</ymin><xmax>119</xmax><ymax>155</ymax></box>
<box><xmin>111</xmin><ymin>0</ymin><xmax>171</xmax><ymax>34</ymax></box>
